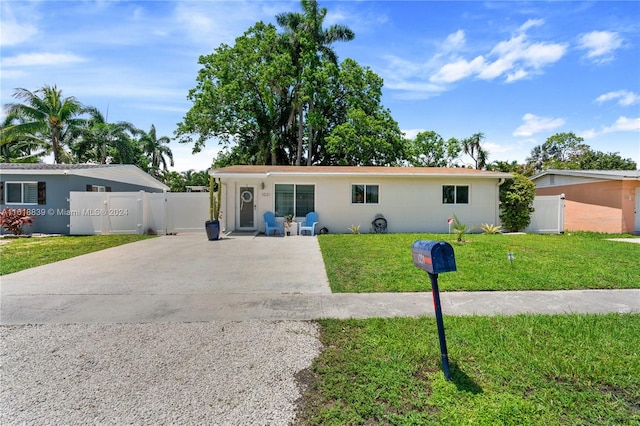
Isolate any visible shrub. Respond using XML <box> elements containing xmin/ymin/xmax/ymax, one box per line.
<box><xmin>451</xmin><ymin>214</ymin><xmax>474</xmax><ymax>242</ymax></box>
<box><xmin>480</xmin><ymin>223</ymin><xmax>503</xmax><ymax>234</ymax></box>
<box><xmin>499</xmin><ymin>173</ymin><xmax>536</xmax><ymax>232</ymax></box>
<box><xmin>347</xmin><ymin>224</ymin><xmax>361</xmax><ymax>234</ymax></box>
<box><xmin>0</xmin><ymin>208</ymin><xmax>34</xmax><ymax>235</ymax></box>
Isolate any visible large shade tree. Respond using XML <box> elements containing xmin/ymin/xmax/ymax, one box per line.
<box><xmin>407</xmin><ymin>131</ymin><xmax>462</xmax><ymax>167</ymax></box>
<box><xmin>526</xmin><ymin>132</ymin><xmax>636</xmax><ymax>172</ymax></box>
<box><xmin>175</xmin><ymin>0</ymin><xmax>390</xmax><ymax>167</ymax></box>
<box><xmin>5</xmin><ymin>85</ymin><xmax>87</xmax><ymax>164</ymax></box>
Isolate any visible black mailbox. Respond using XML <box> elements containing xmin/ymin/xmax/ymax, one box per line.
<box><xmin>412</xmin><ymin>240</ymin><xmax>456</xmax><ymax>274</ymax></box>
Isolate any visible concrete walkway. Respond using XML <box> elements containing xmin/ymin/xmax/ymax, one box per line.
<box><xmin>1</xmin><ymin>233</ymin><xmax>638</xmax><ymax>324</ymax></box>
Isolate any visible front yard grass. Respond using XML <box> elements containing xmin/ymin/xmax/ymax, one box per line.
<box><xmin>296</xmin><ymin>313</ymin><xmax>640</xmax><ymax>425</ymax></box>
<box><xmin>0</xmin><ymin>235</ymin><xmax>155</xmax><ymax>275</ymax></box>
<box><xmin>318</xmin><ymin>233</ymin><xmax>639</xmax><ymax>292</ymax></box>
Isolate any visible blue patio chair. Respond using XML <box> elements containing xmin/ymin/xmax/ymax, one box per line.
<box><xmin>263</xmin><ymin>211</ymin><xmax>283</xmax><ymax>236</ymax></box>
<box><xmin>299</xmin><ymin>212</ymin><xmax>319</xmax><ymax>236</ymax></box>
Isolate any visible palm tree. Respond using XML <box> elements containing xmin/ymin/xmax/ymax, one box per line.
<box><xmin>5</xmin><ymin>85</ymin><xmax>86</xmax><ymax>164</ymax></box>
<box><xmin>462</xmin><ymin>132</ymin><xmax>489</xmax><ymax>169</ymax></box>
<box><xmin>277</xmin><ymin>0</ymin><xmax>354</xmax><ymax>165</ymax></box>
<box><xmin>72</xmin><ymin>108</ymin><xmax>138</xmax><ymax>164</ymax></box>
<box><xmin>0</xmin><ymin>113</ymin><xmax>44</xmax><ymax>162</ymax></box>
<box><xmin>138</xmin><ymin>125</ymin><xmax>174</xmax><ymax>177</ymax></box>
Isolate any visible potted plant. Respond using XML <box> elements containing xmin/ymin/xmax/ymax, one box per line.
<box><xmin>283</xmin><ymin>214</ymin><xmax>294</xmax><ymax>236</ymax></box>
<box><xmin>205</xmin><ymin>174</ymin><xmax>222</xmax><ymax>241</ymax></box>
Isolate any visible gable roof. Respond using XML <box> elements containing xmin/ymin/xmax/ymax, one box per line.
<box><xmin>212</xmin><ymin>165</ymin><xmax>512</xmax><ymax>179</ymax></box>
<box><xmin>0</xmin><ymin>163</ymin><xmax>169</xmax><ymax>191</ymax></box>
<box><xmin>531</xmin><ymin>169</ymin><xmax>640</xmax><ymax>181</ymax></box>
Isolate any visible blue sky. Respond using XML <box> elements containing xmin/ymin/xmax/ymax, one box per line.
<box><xmin>1</xmin><ymin>0</ymin><xmax>639</xmax><ymax>171</ymax></box>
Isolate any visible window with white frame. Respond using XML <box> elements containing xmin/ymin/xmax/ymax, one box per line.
<box><xmin>5</xmin><ymin>182</ymin><xmax>39</xmax><ymax>204</ymax></box>
<box><xmin>352</xmin><ymin>184</ymin><xmax>379</xmax><ymax>204</ymax></box>
<box><xmin>442</xmin><ymin>185</ymin><xmax>469</xmax><ymax>204</ymax></box>
<box><xmin>275</xmin><ymin>184</ymin><xmax>315</xmax><ymax>217</ymax></box>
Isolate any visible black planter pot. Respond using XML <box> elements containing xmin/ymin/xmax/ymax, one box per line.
<box><xmin>205</xmin><ymin>220</ymin><xmax>221</xmax><ymax>241</ymax></box>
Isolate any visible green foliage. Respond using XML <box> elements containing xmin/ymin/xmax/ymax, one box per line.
<box><xmin>317</xmin><ymin>233</ymin><xmax>640</xmax><ymax>292</ymax></box>
<box><xmin>0</xmin><ymin>208</ymin><xmax>34</xmax><ymax>235</ymax></box>
<box><xmin>407</xmin><ymin>131</ymin><xmax>461</xmax><ymax>167</ymax></box>
<box><xmin>5</xmin><ymin>85</ymin><xmax>86</xmax><ymax>164</ymax></box>
<box><xmin>480</xmin><ymin>223</ymin><xmax>503</xmax><ymax>234</ymax></box>
<box><xmin>524</xmin><ymin>132</ymin><xmax>636</xmax><ymax>172</ymax></box>
<box><xmin>451</xmin><ymin>213</ymin><xmax>473</xmax><ymax>242</ymax></box>
<box><xmin>499</xmin><ymin>173</ymin><xmax>536</xmax><ymax>232</ymax></box>
<box><xmin>577</xmin><ymin>150</ymin><xmax>637</xmax><ymax>170</ymax></box>
<box><xmin>461</xmin><ymin>132</ymin><xmax>489</xmax><ymax>169</ymax></box>
<box><xmin>176</xmin><ymin>2</ymin><xmax>405</xmax><ymax>167</ymax></box>
<box><xmin>298</xmin><ymin>314</ymin><xmax>640</xmax><ymax>424</ymax></box>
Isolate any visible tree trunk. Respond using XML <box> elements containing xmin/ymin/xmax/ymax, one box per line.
<box><xmin>296</xmin><ymin>105</ymin><xmax>303</xmax><ymax>166</ymax></box>
<box><xmin>307</xmin><ymin>101</ymin><xmax>314</xmax><ymax>166</ymax></box>
<box><xmin>52</xmin><ymin>127</ymin><xmax>61</xmax><ymax>164</ymax></box>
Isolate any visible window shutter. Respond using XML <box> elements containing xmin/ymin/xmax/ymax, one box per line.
<box><xmin>38</xmin><ymin>182</ymin><xmax>46</xmax><ymax>204</ymax></box>
<box><xmin>86</xmin><ymin>184</ymin><xmax>93</xmax><ymax>192</ymax></box>
<box><xmin>0</xmin><ymin>181</ymin><xmax>3</xmax><ymax>204</ymax></box>
<box><xmin>106</xmin><ymin>186</ymin><xmax>112</xmax><ymax>192</ymax></box>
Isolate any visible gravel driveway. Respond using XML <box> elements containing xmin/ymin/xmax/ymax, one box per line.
<box><xmin>1</xmin><ymin>234</ymin><xmax>327</xmax><ymax>425</ymax></box>
<box><xmin>1</xmin><ymin>321</ymin><xmax>321</xmax><ymax>425</ymax></box>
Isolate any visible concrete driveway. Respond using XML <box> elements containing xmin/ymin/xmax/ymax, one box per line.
<box><xmin>1</xmin><ymin>233</ymin><xmax>332</xmax><ymax>323</ymax></box>
<box><xmin>2</xmin><ymin>233</ymin><xmax>639</xmax><ymax>324</ymax></box>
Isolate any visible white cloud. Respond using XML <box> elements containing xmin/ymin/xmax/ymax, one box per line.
<box><xmin>577</xmin><ymin>31</ymin><xmax>623</xmax><ymax>63</ymax></box>
<box><xmin>441</xmin><ymin>30</ymin><xmax>466</xmax><ymax>52</ymax></box>
<box><xmin>0</xmin><ymin>1</ymin><xmax>38</xmax><ymax>46</ymax></box>
<box><xmin>513</xmin><ymin>113</ymin><xmax>565</xmax><ymax>137</ymax></box>
<box><xmin>602</xmin><ymin>116</ymin><xmax>640</xmax><ymax>134</ymax></box>
<box><xmin>431</xmin><ymin>56</ymin><xmax>485</xmax><ymax>83</ymax></box>
<box><xmin>579</xmin><ymin>129</ymin><xmax>598</xmax><ymax>139</ymax></box>
<box><xmin>429</xmin><ymin>20</ymin><xmax>567</xmax><ymax>85</ymax></box>
<box><xmin>0</xmin><ymin>20</ymin><xmax>37</xmax><ymax>46</ymax></box>
<box><xmin>579</xmin><ymin>116</ymin><xmax>639</xmax><ymax>139</ymax></box>
<box><xmin>595</xmin><ymin>90</ymin><xmax>639</xmax><ymax>106</ymax></box>
<box><xmin>518</xmin><ymin>19</ymin><xmax>544</xmax><ymax>33</ymax></box>
<box><xmin>2</xmin><ymin>52</ymin><xmax>85</xmax><ymax>67</ymax></box>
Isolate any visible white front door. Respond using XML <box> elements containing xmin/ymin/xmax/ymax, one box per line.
<box><xmin>238</xmin><ymin>186</ymin><xmax>256</xmax><ymax>229</ymax></box>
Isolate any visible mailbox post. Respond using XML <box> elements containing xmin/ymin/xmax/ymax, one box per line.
<box><xmin>411</xmin><ymin>240</ymin><xmax>457</xmax><ymax>381</ymax></box>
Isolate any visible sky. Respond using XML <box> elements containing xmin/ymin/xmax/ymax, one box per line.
<box><xmin>1</xmin><ymin>0</ymin><xmax>639</xmax><ymax>172</ymax></box>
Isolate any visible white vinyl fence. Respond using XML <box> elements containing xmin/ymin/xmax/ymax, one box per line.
<box><xmin>526</xmin><ymin>194</ymin><xmax>565</xmax><ymax>234</ymax></box>
<box><xmin>69</xmin><ymin>191</ymin><xmax>209</xmax><ymax>235</ymax></box>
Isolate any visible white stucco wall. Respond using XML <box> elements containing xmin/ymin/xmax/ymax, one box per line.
<box><xmin>221</xmin><ymin>174</ymin><xmax>502</xmax><ymax>234</ymax></box>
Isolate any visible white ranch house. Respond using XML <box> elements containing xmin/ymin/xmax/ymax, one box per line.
<box><xmin>212</xmin><ymin>166</ymin><xmax>513</xmax><ymax>234</ymax></box>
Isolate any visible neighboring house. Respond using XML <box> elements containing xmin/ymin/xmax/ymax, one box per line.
<box><xmin>211</xmin><ymin>165</ymin><xmax>512</xmax><ymax>234</ymax></box>
<box><xmin>531</xmin><ymin>169</ymin><xmax>640</xmax><ymax>235</ymax></box>
<box><xmin>0</xmin><ymin>163</ymin><xmax>168</xmax><ymax>235</ymax></box>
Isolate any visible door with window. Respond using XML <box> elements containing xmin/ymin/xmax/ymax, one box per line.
<box><xmin>238</xmin><ymin>186</ymin><xmax>255</xmax><ymax>229</ymax></box>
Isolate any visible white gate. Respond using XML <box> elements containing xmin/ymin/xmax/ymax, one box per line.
<box><xmin>526</xmin><ymin>195</ymin><xmax>565</xmax><ymax>234</ymax></box>
<box><xmin>69</xmin><ymin>191</ymin><xmax>210</xmax><ymax>235</ymax></box>
<box><xmin>165</xmin><ymin>192</ymin><xmax>209</xmax><ymax>233</ymax></box>
<box><xmin>69</xmin><ymin>192</ymin><xmax>143</xmax><ymax>235</ymax></box>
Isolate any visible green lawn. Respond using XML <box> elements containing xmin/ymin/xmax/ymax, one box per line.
<box><xmin>0</xmin><ymin>235</ymin><xmax>155</xmax><ymax>275</ymax></box>
<box><xmin>318</xmin><ymin>233</ymin><xmax>640</xmax><ymax>292</ymax></box>
<box><xmin>296</xmin><ymin>314</ymin><xmax>640</xmax><ymax>425</ymax></box>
